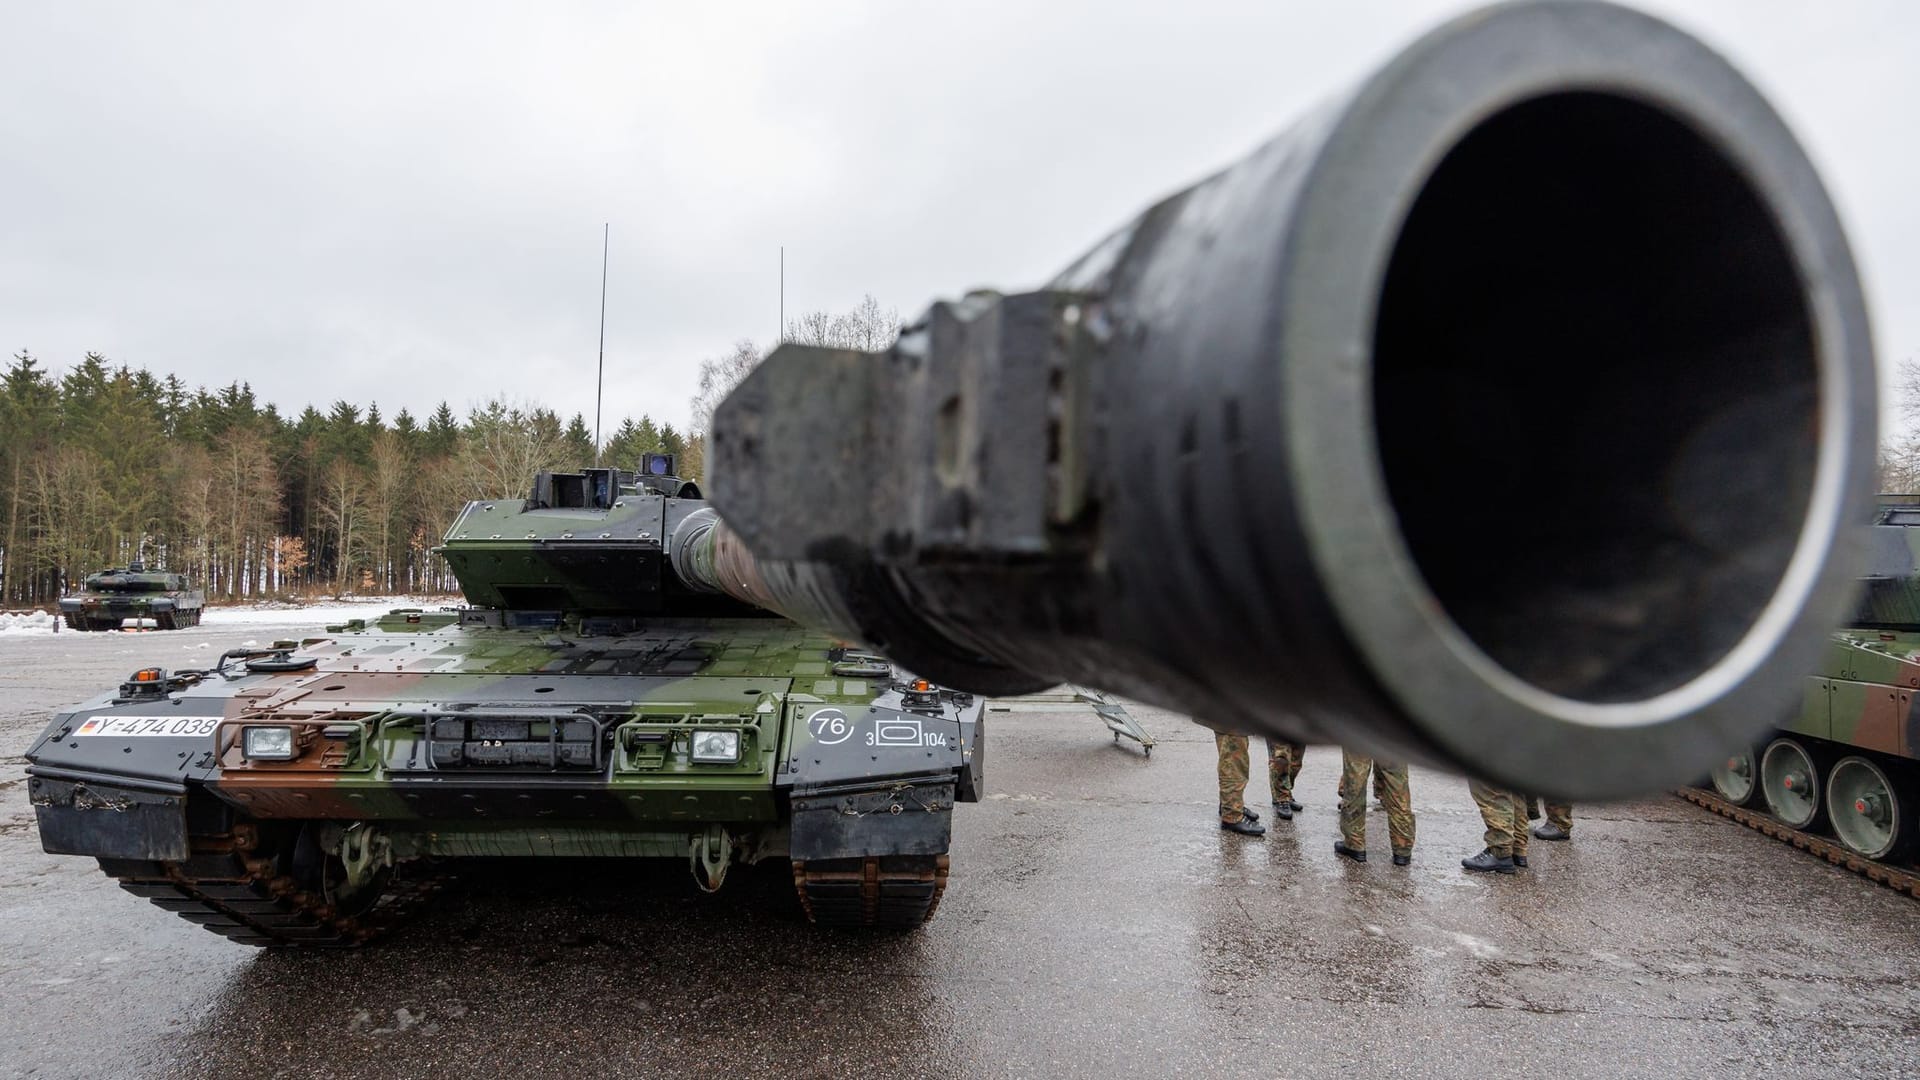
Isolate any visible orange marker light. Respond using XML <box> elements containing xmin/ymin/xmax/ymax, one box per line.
<box><xmin>912</xmin><ymin>679</ymin><xmax>930</xmax><ymax>692</ymax></box>
<box><xmin>133</xmin><ymin>668</ymin><xmax>162</xmax><ymax>683</ymax></box>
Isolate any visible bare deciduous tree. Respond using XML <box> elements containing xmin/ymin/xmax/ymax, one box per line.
<box><xmin>364</xmin><ymin>430</ymin><xmax>413</xmax><ymax>593</ymax></box>
<box><xmin>782</xmin><ymin>294</ymin><xmax>901</xmax><ymax>353</ymax></box>
<box><xmin>1883</xmin><ymin>357</ymin><xmax>1920</xmax><ymax>494</ymax></box>
<box><xmin>689</xmin><ymin>339</ymin><xmax>763</xmax><ymax>439</ymax></box>
<box><xmin>459</xmin><ymin>397</ymin><xmax>568</xmax><ymax>499</ymax></box>
<box><xmin>314</xmin><ymin>461</ymin><xmax>369</xmax><ymax>597</ymax></box>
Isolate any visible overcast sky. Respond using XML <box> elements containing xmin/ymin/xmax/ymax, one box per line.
<box><xmin>2</xmin><ymin>1</ymin><xmax>1913</xmax><ymax>435</ymax></box>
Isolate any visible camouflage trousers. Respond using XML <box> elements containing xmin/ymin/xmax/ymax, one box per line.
<box><xmin>1337</xmin><ymin>750</ymin><xmax>1414</xmax><ymax>855</ymax></box>
<box><xmin>1468</xmin><ymin>780</ymin><xmax>1530</xmax><ymax>858</ymax></box>
<box><xmin>1269</xmin><ymin>739</ymin><xmax>1305</xmax><ymax>803</ymax></box>
<box><xmin>1217</xmin><ymin>734</ymin><xmax>1305</xmax><ymax>822</ymax></box>
<box><xmin>1217</xmin><ymin>733</ymin><xmax>1252</xmax><ymax>822</ymax></box>
<box><xmin>1544</xmin><ymin>801</ymin><xmax>1574</xmax><ymax>832</ymax></box>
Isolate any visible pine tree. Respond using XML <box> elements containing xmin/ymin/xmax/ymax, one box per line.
<box><xmin>424</xmin><ymin>402</ymin><xmax>459</xmax><ymax>458</ymax></box>
<box><xmin>564</xmin><ymin>413</ymin><xmax>594</xmax><ymax>467</ymax></box>
<box><xmin>659</xmin><ymin>423</ymin><xmax>687</xmax><ymax>460</ymax></box>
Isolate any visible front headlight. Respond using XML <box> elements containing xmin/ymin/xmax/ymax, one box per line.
<box><xmin>242</xmin><ymin>726</ymin><xmax>297</xmax><ymax>761</ymax></box>
<box><xmin>690</xmin><ymin>729</ymin><xmax>741</xmax><ymax>763</ymax></box>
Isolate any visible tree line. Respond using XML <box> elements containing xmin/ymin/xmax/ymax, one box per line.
<box><xmin>0</xmin><ymin>295</ymin><xmax>899</xmax><ymax>605</ymax></box>
<box><xmin>1879</xmin><ymin>358</ymin><xmax>1920</xmax><ymax>495</ymax></box>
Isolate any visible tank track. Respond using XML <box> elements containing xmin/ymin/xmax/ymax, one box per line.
<box><xmin>1677</xmin><ymin>788</ymin><xmax>1920</xmax><ymax>900</ymax></box>
<box><xmin>98</xmin><ymin>822</ymin><xmax>444</xmax><ymax>947</ymax></box>
<box><xmin>60</xmin><ymin>608</ymin><xmax>202</xmax><ymax>630</ymax></box>
<box><xmin>791</xmin><ymin>854</ymin><xmax>949</xmax><ymax>928</ymax></box>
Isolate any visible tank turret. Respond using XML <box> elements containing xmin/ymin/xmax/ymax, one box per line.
<box><xmin>1850</xmin><ymin>502</ymin><xmax>1920</xmax><ymax>630</ymax></box>
<box><xmin>436</xmin><ymin>455</ymin><xmax>765</xmax><ymax>620</ymax></box>
<box><xmin>438</xmin><ymin>456</ymin><xmax>950</xmax><ymax>653</ymax></box>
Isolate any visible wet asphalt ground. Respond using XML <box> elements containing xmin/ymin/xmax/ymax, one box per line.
<box><xmin>3</xmin><ymin>621</ymin><xmax>1918</xmax><ymax>1079</ymax></box>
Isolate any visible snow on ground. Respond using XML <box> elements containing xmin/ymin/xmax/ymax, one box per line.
<box><xmin>0</xmin><ymin>610</ymin><xmax>57</xmax><ymax>633</ymax></box>
<box><xmin>202</xmin><ymin>596</ymin><xmax>458</xmax><ymax>628</ymax></box>
<box><xmin>0</xmin><ymin>596</ymin><xmax>458</xmax><ymax>635</ymax></box>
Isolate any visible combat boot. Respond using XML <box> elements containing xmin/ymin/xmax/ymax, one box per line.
<box><xmin>1241</xmin><ymin>807</ymin><xmax>1261</xmax><ymax>823</ymax></box>
<box><xmin>1512</xmin><ymin>854</ymin><xmax>1529</xmax><ymax>868</ymax></box>
<box><xmin>1391</xmin><ymin>851</ymin><xmax>1411</xmax><ymax>866</ymax></box>
<box><xmin>1288</xmin><ymin>800</ymin><xmax>1304</xmax><ymax>812</ymax></box>
<box><xmin>1532</xmin><ymin>823</ymin><xmax>1569</xmax><ymax>841</ymax></box>
<box><xmin>1220</xmin><ymin>816</ymin><xmax>1266</xmax><ymax>837</ymax></box>
<box><xmin>1270</xmin><ymin>801</ymin><xmax>1293</xmax><ymax>821</ymax></box>
<box><xmin>1461</xmin><ymin>849</ymin><xmax>1517</xmax><ymax>874</ymax></box>
<box><xmin>1333</xmin><ymin>840</ymin><xmax>1366</xmax><ymax>863</ymax></box>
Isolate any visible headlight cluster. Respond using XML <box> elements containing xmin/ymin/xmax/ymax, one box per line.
<box><xmin>690</xmin><ymin>729</ymin><xmax>741</xmax><ymax>763</ymax></box>
<box><xmin>241</xmin><ymin>725</ymin><xmax>297</xmax><ymax>761</ymax></box>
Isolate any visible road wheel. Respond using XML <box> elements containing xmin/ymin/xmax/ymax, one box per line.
<box><xmin>1709</xmin><ymin>744</ymin><xmax>1763</xmax><ymax>806</ymax></box>
<box><xmin>1825</xmin><ymin>756</ymin><xmax>1913</xmax><ymax>862</ymax></box>
<box><xmin>1760</xmin><ymin>737</ymin><xmax>1827</xmax><ymax>830</ymax></box>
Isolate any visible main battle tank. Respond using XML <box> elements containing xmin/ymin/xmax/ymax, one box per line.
<box><xmin>58</xmin><ymin>564</ymin><xmax>204</xmax><ymax>631</ymax></box>
<box><xmin>1701</xmin><ymin>499</ymin><xmax>1920</xmax><ymax>866</ymax></box>
<box><xmin>26</xmin><ymin>456</ymin><xmax>982</xmax><ymax>943</ymax></box>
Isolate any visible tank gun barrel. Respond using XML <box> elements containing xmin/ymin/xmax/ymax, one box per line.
<box><xmin>707</xmin><ymin>1</ymin><xmax>1878</xmax><ymax>799</ymax></box>
<box><xmin>670</xmin><ymin>507</ymin><xmax>874</xmax><ymax>640</ymax></box>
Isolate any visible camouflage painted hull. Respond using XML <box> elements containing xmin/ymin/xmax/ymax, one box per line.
<box><xmin>25</xmin><ymin>609</ymin><xmax>982</xmax><ymax>943</ymax></box>
<box><xmin>57</xmin><ymin>597</ymin><xmax>204</xmax><ymax>630</ymax></box>
<box><xmin>1702</xmin><ymin>504</ymin><xmax>1920</xmax><ymax>868</ymax></box>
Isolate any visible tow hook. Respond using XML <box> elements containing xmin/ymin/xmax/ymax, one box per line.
<box><xmin>689</xmin><ymin>824</ymin><xmax>732</xmax><ymax>893</ymax></box>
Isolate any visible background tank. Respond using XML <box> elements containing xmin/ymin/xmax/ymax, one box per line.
<box><xmin>57</xmin><ymin>564</ymin><xmax>204</xmax><ymax>631</ymax></box>
<box><xmin>1701</xmin><ymin>499</ymin><xmax>1920</xmax><ymax>866</ymax></box>
<box><xmin>25</xmin><ymin>456</ymin><xmax>983</xmax><ymax>943</ymax></box>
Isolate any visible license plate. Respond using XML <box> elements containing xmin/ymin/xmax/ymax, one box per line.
<box><xmin>71</xmin><ymin>715</ymin><xmax>222</xmax><ymax>738</ymax></box>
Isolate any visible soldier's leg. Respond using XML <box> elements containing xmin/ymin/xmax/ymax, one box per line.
<box><xmin>1510</xmin><ymin>796</ymin><xmax>1530</xmax><ymax>862</ymax></box>
<box><xmin>1266</xmin><ymin>739</ymin><xmax>1291</xmax><ymax>803</ymax></box>
<box><xmin>1268</xmin><ymin>740</ymin><xmax>1305</xmax><ymax>811</ymax></box>
<box><xmin>1546</xmin><ymin>802</ymin><xmax>1573</xmax><ymax>831</ymax></box>
<box><xmin>1216</xmin><ymin>732</ymin><xmax>1251</xmax><ymax>823</ymax></box>
<box><xmin>1535</xmin><ymin>801</ymin><xmax>1573</xmax><ymax>841</ymax></box>
<box><xmin>1337</xmin><ymin>750</ymin><xmax>1370</xmax><ymax>852</ymax></box>
<box><xmin>1467</xmin><ymin>779</ymin><xmax>1516</xmax><ymax>858</ymax></box>
<box><xmin>1379</xmin><ymin>763</ymin><xmax>1415</xmax><ymax>855</ymax></box>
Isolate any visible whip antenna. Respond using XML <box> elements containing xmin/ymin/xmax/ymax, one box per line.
<box><xmin>595</xmin><ymin>222</ymin><xmax>609</xmax><ymax>465</ymax></box>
